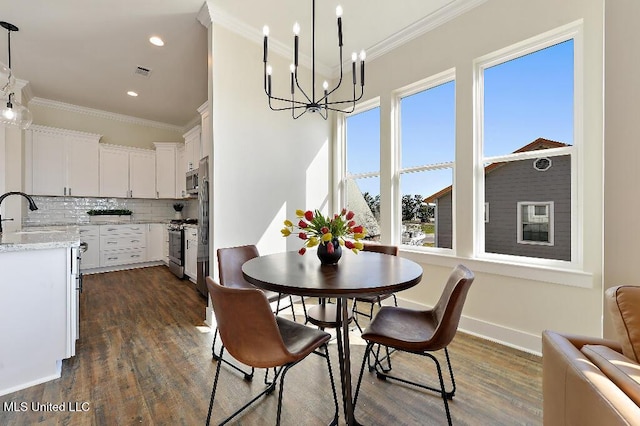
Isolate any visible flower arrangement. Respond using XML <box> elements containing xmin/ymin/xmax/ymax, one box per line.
<box><xmin>173</xmin><ymin>203</ymin><xmax>184</xmax><ymax>212</ymax></box>
<box><xmin>281</xmin><ymin>209</ymin><xmax>367</xmax><ymax>255</ymax></box>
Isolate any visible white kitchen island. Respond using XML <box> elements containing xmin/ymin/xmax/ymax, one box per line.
<box><xmin>0</xmin><ymin>230</ymin><xmax>81</xmax><ymax>396</ymax></box>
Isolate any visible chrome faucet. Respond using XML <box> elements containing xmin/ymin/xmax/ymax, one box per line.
<box><xmin>0</xmin><ymin>192</ymin><xmax>38</xmax><ymax>233</ymax></box>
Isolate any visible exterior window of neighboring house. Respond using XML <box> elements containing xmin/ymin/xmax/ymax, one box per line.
<box><xmin>397</xmin><ymin>70</ymin><xmax>455</xmax><ymax>250</ymax></box>
<box><xmin>518</xmin><ymin>202</ymin><xmax>554</xmax><ymax>245</ymax></box>
<box><xmin>342</xmin><ymin>100</ymin><xmax>381</xmax><ymax>240</ymax></box>
<box><xmin>474</xmin><ymin>23</ymin><xmax>580</xmax><ymax>264</ymax></box>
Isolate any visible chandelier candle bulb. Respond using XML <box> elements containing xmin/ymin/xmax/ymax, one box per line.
<box><xmin>262</xmin><ymin>26</ymin><xmax>269</xmax><ymax>63</ymax></box>
<box><xmin>290</xmin><ymin>64</ymin><xmax>295</xmax><ymax>94</ymax></box>
<box><xmin>360</xmin><ymin>50</ymin><xmax>366</xmax><ymax>86</ymax></box>
<box><xmin>336</xmin><ymin>5</ymin><xmax>343</xmax><ymax>46</ymax></box>
<box><xmin>352</xmin><ymin>53</ymin><xmax>357</xmax><ymax>85</ymax></box>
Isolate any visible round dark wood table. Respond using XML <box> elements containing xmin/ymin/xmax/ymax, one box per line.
<box><xmin>242</xmin><ymin>250</ymin><xmax>423</xmax><ymax>425</ymax></box>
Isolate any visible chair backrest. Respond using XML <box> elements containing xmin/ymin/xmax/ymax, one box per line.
<box><xmin>429</xmin><ymin>264</ymin><xmax>475</xmax><ymax>350</ymax></box>
<box><xmin>206</xmin><ymin>276</ymin><xmax>295</xmax><ymax>368</ymax></box>
<box><xmin>217</xmin><ymin>245</ymin><xmax>259</xmax><ymax>289</ymax></box>
<box><xmin>362</xmin><ymin>242</ymin><xmax>399</xmax><ymax>256</ymax></box>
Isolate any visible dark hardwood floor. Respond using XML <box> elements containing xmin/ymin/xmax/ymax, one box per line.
<box><xmin>0</xmin><ymin>266</ymin><xmax>542</xmax><ymax>425</ymax></box>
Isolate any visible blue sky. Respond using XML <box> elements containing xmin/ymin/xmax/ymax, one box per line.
<box><xmin>346</xmin><ymin>39</ymin><xmax>574</xmax><ymax>199</ymax></box>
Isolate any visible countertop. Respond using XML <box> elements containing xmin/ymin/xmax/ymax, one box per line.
<box><xmin>0</xmin><ymin>228</ymin><xmax>81</xmax><ymax>253</ymax></box>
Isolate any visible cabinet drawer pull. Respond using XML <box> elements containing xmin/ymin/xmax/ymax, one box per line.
<box><xmin>107</xmin><ymin>257</ymin><xmax>118</xmax><ymax>260</ymax></box>
<box><xmin>107</xmin><ymin>241</ymin><xmax>117</xmax><ymax>244</ymax></box>
<box><xmin>131</xmin><ymin>255</ymin><xmax>141</xmax><ymax>258</ymax></box>
<box><xmin>131</xmin><ymin>240</ymin><xmax>140</xmax><ymax>243</ymax></box>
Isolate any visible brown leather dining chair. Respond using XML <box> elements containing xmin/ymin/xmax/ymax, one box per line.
<box><xmin>351</xmin><ymin>242</ymin><xmax>400</xmax><ymax>332</ymax></box>
<box><xmin>212</xmin><ymin>244</ymin><xmax>298</xmax><ymax>377</ymax></box>
<box><xmin>354</xmin><ymin>264</ymin><xmax>475</xmax><ymax>426</ymax></box>
<box><xmin>206</xmin><ymin>277</ymin><xmax>339</xmax><ymax>425</ymax></box>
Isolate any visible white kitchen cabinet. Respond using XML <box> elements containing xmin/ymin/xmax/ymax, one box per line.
<box><xmin>183</xmin><ymin>125</ymin><xmax>201</xmax><ymax>172</ymax></box>
<box><xmin>99</xmin><ymin>224</ymin><xmax>146</xmax><ymax>267</ymax></box>
<box><xmin>99</xmin><ymin>145</ymin><xmax>130</xmax><ymax>198</ymax></box>
<box><xmin>198</xmin><ymin>101</ymin><xmax>211</xmax><ymax>162</ymax></box>
<box><xmin>154</xmin><ymin>143</ymin><xmax>179</xmax><ymax>199</ymax></box>
<box><xmin>146</xmin><ymin>223</ymin><xmax>165</xmax><ymax>262</ymax></box>
<box><xmin>129</xmin><ymin>150</ymin><xmax>156</xmax><ymax>198</ymax></box>
<box><xmin>184</xmin><ymin>226</ymin><xmax>198</xmax><ymax>281</ymax></box>
<box><xmin>78</xmin><ymin>225</ymin><xmax>100</xmax><ymax>270</ymax></box>
<box><xmin>99</xmin><ymin>145</ymin><xmax>156</xmax><ymax>199</ymax></box>
<box><xmin>27</xmin><ymin>125</ymin><xmax>101</xmax><ymax>197</ymax></box>
<box><xmin>176</xmin><ymin>145</ymin><xmax>187</xmax><ymax>198</ymax></box>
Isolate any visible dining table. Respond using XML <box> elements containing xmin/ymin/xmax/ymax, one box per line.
<box><xmin>242</xmin><ymin>250</ymin><xmax>423</xmax><ymax>425</ymax></box>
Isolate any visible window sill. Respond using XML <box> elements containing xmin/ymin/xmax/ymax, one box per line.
<box><xmin>399</xmin><ymin>249</ymin><xmax>593</xmax><ymax>288</ymax></box>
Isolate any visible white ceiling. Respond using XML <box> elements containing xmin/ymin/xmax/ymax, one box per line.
<box><xmin>1</xmin><ymin>0</ymin><xmax>481</xmax><ymax>128</ymax></box>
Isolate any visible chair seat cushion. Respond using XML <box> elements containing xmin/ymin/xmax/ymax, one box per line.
<box><xmin>581</xmin><ymin>344</ymin><xmax>640</xmax><ymax>407</ymax></box>
<box><xmin>276</xmin><ymin>317</ymin><xmax>331</xmax><ymax>359</ymax></box>
<box><xmin>362</xmin><ymin>306</ymin><xmax>436</xmax><ymax>352</ymax></box>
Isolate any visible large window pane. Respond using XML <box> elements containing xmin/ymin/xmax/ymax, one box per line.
<box><xmin>402</xmin><ymin>168</ymin><xmax>453</xmax><ymax>248</ymax></box>
<box><xmin>346</xmin><ymin>107</ymin><xmax>380</xmax><ymax>175</ymax></box>
<box><xmin>345</xmin><ymin>106</ymin><xmax>381</xmax><ymax>240</ymax></box>
<box><xmin>484</xmin><ymin>156</ymin><xmax>570</xmax><ymax>261</ymax></box>
<box><xmin>401</xmin><ymin>81</ymin><xmax>455</xmax><ymax>168</ymax></box>
<box><xmin>484</xmin><ymin>39</ymin><xmax>574</xmax><ymax>157</ymax></box>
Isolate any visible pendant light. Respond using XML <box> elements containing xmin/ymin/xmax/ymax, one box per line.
<box><xmin>262</xmin><ymin>0</ymin><xmax>365</xmax><ymax>119</ymax></box>
<box><xmin>0</xmin><ymin>21</ymin><xmax>32</xmax><ymax>130</ymax></box>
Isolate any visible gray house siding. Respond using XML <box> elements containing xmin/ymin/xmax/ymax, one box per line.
<box><xmin>435</xmin><ymin>194</ymin><xmax>453</xmax><ymax>249</ymax></box>
<box><xmin>484</xmin><ymin>155</ymin><xmax>571</xmax><ymax>261</ymax></box>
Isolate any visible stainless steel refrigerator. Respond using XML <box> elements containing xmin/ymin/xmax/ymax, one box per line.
<box><xmin>196</xmin><ymin>156</ymin><xmax>209</xmax><ymax>297</ymax></box>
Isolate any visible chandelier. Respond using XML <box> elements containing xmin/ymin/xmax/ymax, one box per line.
<box><xmin>0</xmin><ymin>21</ymin><xmax>32</xmax><ymax>130</ymax></box>
<box><xmin>262</xmin><ymin>0</ymin><xmax>365</xmax><ymax>120</ymax></box>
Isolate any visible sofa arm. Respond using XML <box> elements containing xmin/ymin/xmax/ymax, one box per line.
<box><xmin>542</xmin><ymin>330</ymin><xmax>640</xmax><ymax>426</ymax></box>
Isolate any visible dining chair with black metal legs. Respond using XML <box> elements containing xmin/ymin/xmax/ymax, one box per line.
<box><xmin>211</xmin><ymin>245</ymin><xmax>298</xmax><ymax>379</ymax></box>
<box><xmin>206</xmin><ymin>277</ymin><xmax>339</xmax><ymax>426</ymax></box>
<box><xmin>353</xmin><ymin>264</ymin><xmax>475</xmax><ymax>426</ymax></box>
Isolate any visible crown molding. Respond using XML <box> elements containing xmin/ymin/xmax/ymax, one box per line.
<box><xmin>28</xmin><ymin>97</ymin><xmax>185</xmax><ymax>132</ymax></box>
<box><xmin>197</xmin><ymin>1</ymin><xmax>214</xmax><ymax>28</ymax></box>
<box><xmin>27</xmin><ymin>124</ymin><xmax>102</xmax><ymax>140</ymax></box>
<box><xmin>342</xmin><ymin>0</ymin><xmax>488</xmax><ymax>74</ymax></box>
<box><xmin>208</xmin><ymin>4</ymin><xmax>333</xmax><ymax>77</ymax></box>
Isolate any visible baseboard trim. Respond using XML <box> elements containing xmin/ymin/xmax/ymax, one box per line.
<box><xmin>393</xmin><ymin>296</ymin><xmax>542</xmax><ymax>356</ymax></box>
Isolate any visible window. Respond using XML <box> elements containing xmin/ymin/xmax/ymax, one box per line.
<box><xmin>518</xmin><ymin>202</ymin><xmax>554</xmax><ymax>245</ymax></box>
<box><xmin>343</xmin><ymin>101</ymin><xmax>381</xmax><ymax>240</ymax></box>
<box><xmin>397</xmin><ymin>70</ymin><xmax>455</xmax><ymax>249</ymax></box>
<box><xmin>477</xmin><ymin>24</ymin><xmax>579</xmax><ymax>264</ymax></box>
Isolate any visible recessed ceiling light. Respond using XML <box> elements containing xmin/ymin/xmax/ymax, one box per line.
<box><xmin>127</xmin><ymin>91</ymin><xmax>138</xmax><ymax>97</ymax></box>
<box><xmin>149</xmin><ymin>36</ymin><xmax>164</xmax><ymax>47</ymax></box>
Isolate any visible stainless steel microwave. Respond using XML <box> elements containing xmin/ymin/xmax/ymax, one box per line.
<box><xmin>186</xmin><ymin>169</ymin><xmax>199</xmax><ymax>195</ymax></box>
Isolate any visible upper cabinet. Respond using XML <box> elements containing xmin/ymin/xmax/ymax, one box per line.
<box><xmin>183</xmin><ymin>125</ymin><xmax>201</xmax><ymax>172</ymax></box>
<box><xmin>154</xmin><ymin>142</ymin><xmax>180</xmax><ymax>199</ymax></box>
<box><xmin>26</xmin><ymin>125</ymin><xmax>101</xmax><ymax>197</ymax></box>
<box><xmin>198</xmin><ymin>101</ymin><xmax>211</xmax><ymax>162</ymax></box>
<box><xmin>99</xmin><ymin>145</ymin><xmax>156</xmax><ymax>199</ymax></box>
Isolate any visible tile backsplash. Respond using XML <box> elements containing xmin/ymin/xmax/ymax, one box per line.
<box><xmin>24</xmin><ymin>196</ymin><xmax>198</xmax><ymax>226</ymax></box>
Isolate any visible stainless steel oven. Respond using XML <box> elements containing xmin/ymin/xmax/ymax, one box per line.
<box><xmin>168</xmin><ymin>227</ymin><xmax>184</xmax><ymax>278</ymax></box>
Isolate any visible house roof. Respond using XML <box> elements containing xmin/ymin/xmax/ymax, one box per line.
<box><xmin>423</xmin><ymin>138</ymin><xmax>569</xmax><ymax>203</ymax></box>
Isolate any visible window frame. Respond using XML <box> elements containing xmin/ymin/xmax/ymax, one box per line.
<box><xmin>392</xmin><ymin>68</ymin><xmax>456</xmax><ymax>252</ymax></box>
<box><xmin>473</xmin><ymin>20</ymin><xmax>583</xmax><ymax>269</ymax></box>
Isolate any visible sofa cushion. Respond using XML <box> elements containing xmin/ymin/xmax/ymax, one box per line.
<box><xmin>606</xmin><ymin>285</ymin><xmax>640</xmax><ymax>363</ymax></box>
<box><xmin>581</xmin><ymin>344</ymin><xmax>640</xmax><ymax>407</ymax></box>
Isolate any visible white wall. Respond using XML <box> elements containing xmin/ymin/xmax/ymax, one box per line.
<box><xmin>29</xmin><ymin>102</ymin><xmax>184</xmax><ymax>149</ymax></box>
<box><xmin>353</xmin><ymin>0</ymin><xmax>605</xmax><ymax>353</ymax></box>
<box><xmin>209</xmin><ymin>24</ymin><xmax>331</xmax><ymax>275</ymax></box>
<box><xmin>603</xmin><ymin>0</ymin><xmax>640</xmax><ymax>338</ymax></box>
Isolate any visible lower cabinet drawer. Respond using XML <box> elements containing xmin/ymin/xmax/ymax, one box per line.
<box><xmin>100</xmin><ymin>249</ymin><xmax>145</xmax><ymax>267</ymax></box>
<box><xmin>100</xmin><ymin>235</ymin><xmax>145</xmax><ymax>251</ymax></box>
